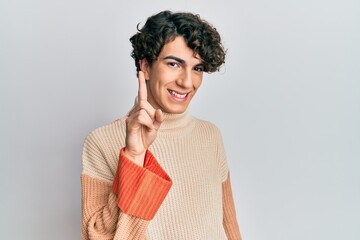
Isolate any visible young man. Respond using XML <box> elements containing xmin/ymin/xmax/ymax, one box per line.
<box><xmin>81</xmin><ymin>10</ymin><xmax>242</xmax><ymax>239</ymax></box>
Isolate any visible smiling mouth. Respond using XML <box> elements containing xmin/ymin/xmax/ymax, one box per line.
<box><xmin>168</xmin><ymin>89</ymin><xmax>189</xmax><ymax>99</ymax></box>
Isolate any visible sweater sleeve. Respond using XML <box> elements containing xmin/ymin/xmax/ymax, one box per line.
<box><xmin>112</xmin><ymin>148</ymin><xmax>173</xmax><ymax>220</ymax></box>
<box><xmin>222</xmin><ymin>172</ymin><xmax>242</xmax><ymax>240</ymax></box>
<box><xmin>81</xmin><ymin>134</ymin><xmax>172</xmax><ymax>240</ymax></box>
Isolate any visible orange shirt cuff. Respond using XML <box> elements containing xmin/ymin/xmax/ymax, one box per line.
<box><xmin>112</xmin><ymin>148</ymin><xmax>172</xmax><ymax>220</ymax></box>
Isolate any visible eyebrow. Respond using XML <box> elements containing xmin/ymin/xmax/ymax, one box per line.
<box><xmin>162</xmin><ymin>55</ymin><xmax>204</xmax><ymax>68</ymax></box>
<box><xmin>163</xmin><ymin>55</ymin><xmax>186</xmax><ymax>64</ymax></box>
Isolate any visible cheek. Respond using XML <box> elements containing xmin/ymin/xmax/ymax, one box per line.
<box><xmin>194</xmin><ymin>76</ymin><xmax>203</xmax><ymax>90</ymax></box>
<box><xmin>148</xmin><ymin>75</ymin><xmax>168</xmax><ymax>96</ymax></box>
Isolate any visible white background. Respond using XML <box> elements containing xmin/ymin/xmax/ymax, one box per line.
<box><xmin>1</xmin><ymin>0</ymin><xmax>359</xmax><ymax>239</ymax></box>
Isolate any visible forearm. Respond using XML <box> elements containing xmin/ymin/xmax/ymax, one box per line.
<box><xmin>222</xmin><ymin>173</ymin><xmax>242</xmax><ymax>240</ymax></box>
<box><xmin>112</xmin><ymin>148</ymin><xmax>172</xmax><ymax>220</ymax></box>
<box><xmin>82</xmin><ymin>174</ymin><xmax>151</xmax><ymax>240</ymax></box>
<box><xmin>82</xmin><ymin>148</ymin><xmax>172</xmax><ymax>239</ymax></box>
<box><xmin>81</xmin><ymin>174</ymin><xmax>119</xmax><ymax>240</ymax></box>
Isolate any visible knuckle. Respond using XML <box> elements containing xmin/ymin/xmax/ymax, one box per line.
<box><xmin>139</xmin><ymin>109</ymin><xmax>147</xmax><ymax>116</ymax></box>
<box><xmin>125</xmin><ymin>116</ymin><xmax>131</xmax><ymax>123</ymax></box>
<box><xmin>125</xmin><ymin>117</ymin><xmax>134</xmax><ymax>128</ymax></box>
<box><xmin>138</xmin><ymin>100</ymin><xmax>147</xmax><ymax>109</ymax></box>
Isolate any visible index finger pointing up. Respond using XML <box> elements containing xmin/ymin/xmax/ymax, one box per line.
<box><xmin>138</xmin><ymin>71</ymin><xmax>147</xmax><ymax>101</ymax></box>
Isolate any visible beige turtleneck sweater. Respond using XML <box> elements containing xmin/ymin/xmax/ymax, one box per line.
<box><xmin>81</xmin><ymin>111</ymin><xmax>242</xmax><ymax>239</ymax></box>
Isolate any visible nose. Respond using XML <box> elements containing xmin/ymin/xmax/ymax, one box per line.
<box><xmin>176</xmin><ymin>68</ymin><xmax>193</xmax><ymax>89</ymax></box>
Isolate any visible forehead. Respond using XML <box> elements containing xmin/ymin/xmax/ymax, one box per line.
<box><xmin>158</xmin><ymin>36</ymin><xmax>202</xmax><ymax>63</ymax></box>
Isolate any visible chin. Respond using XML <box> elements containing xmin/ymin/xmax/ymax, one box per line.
<box><xmin>163</xmin><ymin>104</ymin><xmax>189</xmax><ymax>114</ymax></box>
<box><xmin>172</xmin><ymin>109</ymin><xmax>186</xmax><ymax>114</ymax></box>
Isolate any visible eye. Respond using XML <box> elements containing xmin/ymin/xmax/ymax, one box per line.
<box><xmin>193</xmin><ymin>66</ymin><xmax>204</xmax><ymax>72</ymax></box>
<box><xmin>168</xmin><ymin>62</ymin><xmax>180</xmax><ymax>68</ymax></box>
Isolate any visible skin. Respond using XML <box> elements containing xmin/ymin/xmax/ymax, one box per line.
<box><xmin>125</xmin><ymin>36</ymin><xmax>204</xmax><ymax>165</ymax></box>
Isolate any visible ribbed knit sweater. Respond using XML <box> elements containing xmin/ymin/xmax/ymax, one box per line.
<box><xmin>81</xmin><ymin>110</ymin><xmax>242</xmax><ymax>239</ymax></box>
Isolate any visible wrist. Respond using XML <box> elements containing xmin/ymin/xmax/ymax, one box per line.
<box><xmin>123</xmin><ymin>148</ymin><xmax>146</xmax><ymax>166</ymax></box>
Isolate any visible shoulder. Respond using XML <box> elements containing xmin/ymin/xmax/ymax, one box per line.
<box><xmin>191</xmin><ymin>116</ymin><xmax>224</xmax><ymax>139</ymax></box>
<box><xmin>192</xmin><ymin>116</ymin><xmax>222</xmax><ymax>132</ymax></box>
<box><xmin>83</xmin><ymin>117</ymin><xmax>127</xmax><ymax>145</ymax></box>
<box><xmin>82</xmin><ymin>116</ymin><xmax>127</xmax><ymax>152</ymax></box>
<box><xmin>82</xmin><ymin>117</ymin><xmax>127</xmax><ymax>181</ymax></box>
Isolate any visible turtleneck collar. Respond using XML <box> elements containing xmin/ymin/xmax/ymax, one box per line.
<box><xmin>157</xmin><ymin>109</ymin><xmax>195</xmax><ymax>138</ymax></box>
<box><xmin>160</xmin><ymin>110</ymin><xmax>192</xmax><ymax>131</ymax></box>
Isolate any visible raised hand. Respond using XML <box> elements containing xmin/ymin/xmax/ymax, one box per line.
<box><xmin>124</xmin><ymin>71</ymin><xmax>164</xmax><ymax>166</ymax></box>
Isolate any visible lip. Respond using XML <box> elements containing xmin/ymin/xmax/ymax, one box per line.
<box><xmin>167</xmin><ymin>89</ymin><xmax>190</xmax><ymax>102</ymax></box>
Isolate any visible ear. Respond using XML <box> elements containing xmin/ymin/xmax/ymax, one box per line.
<box><xmin>139</xmin><ymin>59</ymin><xmax>151</xmax><ymax>80</ymax></box>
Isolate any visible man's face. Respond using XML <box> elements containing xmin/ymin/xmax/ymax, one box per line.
<box><xmin>141</xmin><ymin>36</ymin><xmax>204</xmax><ymax>114</ymax></box>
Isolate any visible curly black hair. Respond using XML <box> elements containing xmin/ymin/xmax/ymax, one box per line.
<box><xmin>130</xmin><ymin>10</ymin><xmax>226</xmax><ymax>73</ymax></box>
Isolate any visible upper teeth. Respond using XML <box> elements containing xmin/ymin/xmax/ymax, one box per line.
<box><xmin>170</xmin><ymin>90</ymin><xmax>187</xmax><ymax>99</ymax></box>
